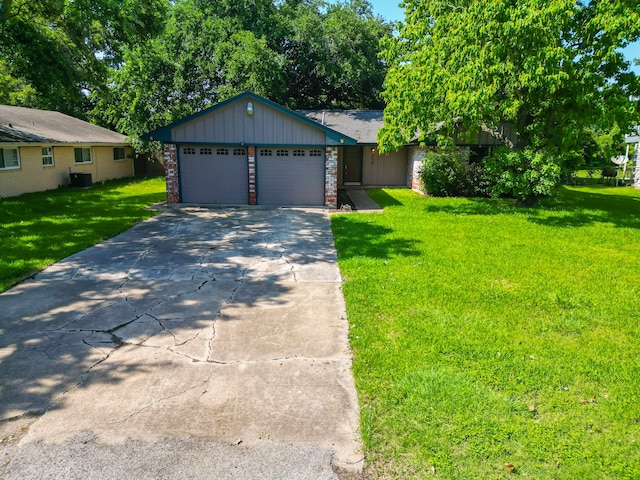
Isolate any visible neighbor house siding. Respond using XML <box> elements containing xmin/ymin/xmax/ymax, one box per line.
<box><xmin>90</xmin><ymin>146</ymin><xmax>134</xmax><ymax>180</ymax></box>
<box><xmin>172</xmin><ymin>101</ymin><xmax>327</xmax><ymax>146</ymax></box>
<box><xmin>0</xmin><ymin>145</ymin><xmax>133</xmax><ymax>198</ymax></box>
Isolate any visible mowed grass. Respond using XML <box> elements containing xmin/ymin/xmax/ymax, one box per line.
<box><xmin>0</xmin><ymin>177</ymin><xmax>166</xmax><ymax>292</ymax></box>
<box><xmin>332</xmin><ymin>185</ymin><xmax>640</xmax><ymax>479</ymax></box>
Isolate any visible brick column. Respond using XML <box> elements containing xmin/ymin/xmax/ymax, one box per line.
<box><xmin>163</xmin><ymin>143</ymin><xmax>179</xmax><ymax>204</ymax></box>
<box><xmin>408</xmin><ymin>146</ymin><xmax>426</xmax><ymax>192</ymax></box>
<box><xmin>248</xmin><ymin>146</ymin><xmax>257</xmax><ymax>205</ymax></box>
<box><xmin>325</xmin><ymin>146</ymin><xmax>338</xmax><ymax>209</ymax></box>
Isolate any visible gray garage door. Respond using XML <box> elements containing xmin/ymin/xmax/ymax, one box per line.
<box><xmin>256</xmin><ymin>148</ymin><xmax>325</xmax><ymax>206</ymax></box>
<box><xmin>180</xmin><ymin>146</ymin><xmax>248</xmax><ymax>204</ymax></box>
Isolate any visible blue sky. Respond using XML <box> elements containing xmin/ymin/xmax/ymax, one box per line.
<box><xmin>365</xmin><ymin>0</ymin><xmax>640</xmax><ymax>75</ymax></box>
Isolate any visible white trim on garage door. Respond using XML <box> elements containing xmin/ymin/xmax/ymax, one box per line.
<box><xmin>180</xmin><ymin>146</ymin><xmax>248</xmax><ymax>204</ymax></box>
<box><xmin>256</xmin><ymin>148</ymin><xmax>325</xmax><ymax>206</ymax></box>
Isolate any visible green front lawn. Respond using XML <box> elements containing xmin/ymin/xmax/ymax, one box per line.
<box><xmin>332</xmin><ymin>185</ymin><xmax>640</xmax><ymax>479</ymax></box>
<box><xmin>0</xmin><ymin>177</ymin><xmax>166</xmax><ymax>292</ymax></box>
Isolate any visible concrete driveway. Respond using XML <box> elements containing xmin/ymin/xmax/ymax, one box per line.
<box><xmin>0</xmin><ymin>207</ymin><xmax>362</xmax><ymax>479</ymax></box>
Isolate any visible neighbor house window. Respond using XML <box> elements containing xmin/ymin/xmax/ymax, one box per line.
<box><xmin>309</xmin><ymin>149</ymin><xmax>322</xmax><ymax>157</ymax></box>
<box><xmin>293</xmin><ymin>149</ymin><xmax>305</xmax><ymax>157</ymax></box>
<box><xmin>183</xmin><ymin>147</ymin><xmax>196</xmax><ymax>155</ymax></box>
<box><xmin>216</xmin><ymin>148</ymin><xmax>229</xmax><ymax>155</ymax></box>
<box><xmin>200</xmin><ymin>147</ymin><xmax>212</xmax><ymax>155</ymax></box>
<box><xmin>113</xmin><ymin>147</ymin><xmax>126</xmax><ymax>161</ymax></box>
<box><xmin>260</xmin><ymin>149</ymin><xmax>272</xmax><ymax>156</ymax></box>
<box><xmin>42</xmin><ymin>147</ymin><xmax>54</xmax><ymax>166</ymax></box>
<box><xmin>233</xmin><ymin>148</ymin><xmax>246</xmax><ymax>156</ymax></box>
<box><xmin>74</xmin><ymin>147</ymin><xmax>92</xmax><ymax>163</ymax></box>
<box><xmin>0</xmin><ymin>148</ymin><xmax>20</xmax><ymax>169</ymax></box>
<box><xmin>276</xmin><ymin>149</ymin><xmax>289</xmax><ymax>156</ymax></box>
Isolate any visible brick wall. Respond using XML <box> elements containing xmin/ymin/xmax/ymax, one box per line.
<box><xmin>248</xmin><ymin>146</ymin><xmax>257</xmax><ymax>205</ymax></box>
<box><xmin>164</xmin><ymin>144</ymin><xmax>179</xmax><ymax>204</ymax></box>
<box><xmin>0</xmin><ymin>145</ymin><xmax>133</xmax><ymax>199</ymax></box>
<box><xmin>325</xmin><ymin>146</ymin><xmax>338</xmax><ymax>208</ymax></box>
<box><xmin>407</xmin><ymin>146</ymin><xmax>432</xmax><ymax>192</ymax></box>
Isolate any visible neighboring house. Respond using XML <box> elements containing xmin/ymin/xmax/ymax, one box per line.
<box><xmin>0</xmin><ymin>105</ymin><xmax>134</xmax><ymax>198</ymax></box>
<box><xmin>142</xmin><ymin>91</ymin><xmax>508</xmax><ymax>208</ymax></box>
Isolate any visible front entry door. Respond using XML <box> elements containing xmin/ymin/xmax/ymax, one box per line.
<box><xmin>343</xmin><ymin>147</ymin><xmax>363</xmax><ymax>184</ymax></box>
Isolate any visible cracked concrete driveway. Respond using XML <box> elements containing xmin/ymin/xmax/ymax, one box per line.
<box><xmin>0</xmin><ymin>207</ymin><xmax>362</xmax><ymax>479</ymax></box>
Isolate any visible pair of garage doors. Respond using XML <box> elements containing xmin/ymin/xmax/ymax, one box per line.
<box><xmin>179</xmin><ymin>146</ymin><xmax>325</xmax><ymax>206</ymax></box>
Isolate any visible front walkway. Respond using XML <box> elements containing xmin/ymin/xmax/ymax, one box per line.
<box><xmin>344</xmin><ymin>188</ymin><xmax>383</xmax><ymax>212</ymax></box>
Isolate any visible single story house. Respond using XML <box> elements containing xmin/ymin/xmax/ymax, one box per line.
<box><xmin>143</xmin><ymin>91</ymin><xmax>510</xmax><ymax>208</ymax></box>
<box><xmin>0</xmin><ymin>105</ymin><xmax>134</xmax><ymax>198</ymax></box>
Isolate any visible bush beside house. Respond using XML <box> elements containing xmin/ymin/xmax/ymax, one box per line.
<box><xmin>419</xmin><ymin>148</ymin><xmax>570</xmax><ymax>205</ymax></box>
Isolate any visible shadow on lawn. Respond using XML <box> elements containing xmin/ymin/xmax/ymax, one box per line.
<box><xmin>422</xmin><ymin>186</ymin><xmax>640</xmax><ymax>229</ymax></box>
<box><xmin>367</xmin><ymin>189</ymin><xmax>404</xmax><ymax>207</ymax></box>
<box><xmin>332</xmin><ymin>216</ymin><xmax>421</xmax><ymax>260</ymax></box>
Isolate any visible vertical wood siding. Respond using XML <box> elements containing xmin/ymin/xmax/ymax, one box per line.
<box><xmin>172</xmin><ymin>100</ymin><xmax>326</xmax><ymax>146</ymax></box>
<box><xmin>363</xmin><ymin>147</ymin><xmax>408</xmax><ymax>186</ymax></box>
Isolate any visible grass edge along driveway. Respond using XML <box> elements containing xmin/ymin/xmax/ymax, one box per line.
<box><xmin>0</xmin><ymin>177</ymin><xmax>166</xmax><ymax>292</ymax></box>
<box><xmin>331</xmin><ymin>186</ymin><xmax>640</xmax><ymax>479</ymax></box>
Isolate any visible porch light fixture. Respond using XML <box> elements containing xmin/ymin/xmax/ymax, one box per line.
<box><xmin>247</xmin><ymin>102</ymin><xmax>254</xmax><ymax>116</ymax></box>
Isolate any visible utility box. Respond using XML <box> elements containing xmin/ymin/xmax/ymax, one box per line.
<box><xmin>70</xmin><ymin>172</ymin><xmax>92</xmax><ymax>187</ymax></box>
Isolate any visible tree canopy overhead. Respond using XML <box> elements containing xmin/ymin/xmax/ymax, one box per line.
<box><xmin>0</xmin><ymin>0</ymin><xmax>167</xmax><ymax>117</ymax></box>
<box><xmin>1</xmin><ymin>0</ymin><xmax>390</xmax><ymax>135</ymax></box>
<box><xmin>91</xmin><ymin>0</ymin><xmax>391</xmax><ymax>138</ymax></box>
<box><xmin>379</xmin><ymin>0</ymin><xmax>640</xmax><ymax>155</ymax></box>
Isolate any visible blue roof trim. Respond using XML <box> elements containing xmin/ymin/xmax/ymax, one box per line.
<box><xmin>141</xmin><ymin>91</ymin><xmax>357</xmax><ymax>145</ymax></box>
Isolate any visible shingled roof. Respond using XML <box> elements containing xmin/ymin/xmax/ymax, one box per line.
<box><xmin>298</xmin><ymin>110</ymin><xmax>384</xmax><ymax>144</ymax></box>
<box><xmin>0</xmin><ymin>105</ymin><xmax>128</xmax><ymax>144</ymax></box>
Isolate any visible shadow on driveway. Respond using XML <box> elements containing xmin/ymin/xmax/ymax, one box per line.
<box><xmin>0</xmin><ymin>207</ymin><xmax>362</xmax><ymax>478</ymax></box>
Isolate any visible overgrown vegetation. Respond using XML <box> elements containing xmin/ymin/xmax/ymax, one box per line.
<box><xmin>0</xmin><ymin>177</ymin><xmax>165</xmax><ymax>292</ymax></box>
<box><xmin>379</xmin><ymin>0</ymin><xmax>639</xmax><ymax>202</ymax></box>
<box><xmin>332</xmin><ymin>186</ymin><xmax>640</xmax><ymax>479</ymax></box>
<box><xmin>419</xmin><ymin>151</ymin><xmax>490</xmax><ymax>198</ymax></box>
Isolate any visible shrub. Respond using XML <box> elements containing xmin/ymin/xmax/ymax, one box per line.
<box><xmin>419</xmin><ymin>151</ymin><xmax>465</xmax><ymax>196</ymax></box>
<box><xmin>460</xmin><ymin>162</ymin><xmax>491</xmax><ymax>197</ymax></box>
<box><xmin>420</xmin><ymin>151</ymin><xmax>491</xmax><ymax>197</ymax></box>
<box><xmin>483</xmin><ymin>147</ymin><xmax>562</xmax><ymax>206</ymax></box>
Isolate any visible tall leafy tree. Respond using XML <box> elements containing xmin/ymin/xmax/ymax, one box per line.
<box><xmin>93</xmin><ymin>0</ymin><xmax>392</xmax><ymax>137</ymax></box>
<box><xmin>91</xmin><ymin>1</ymin><xmax>285</xmax><ymax>137</ymax></box>
<box><xmin>379</xmin><ymin>0</ymin><xmax>639</xmax><ymax>201</ymax></box>
<box><xmin>0</xmin><ymin>0</ymin><xmax>167</xmax><ymax>117</ymax></box>
<box><xmin>281</xmin><ymin>0</ymin><xmax>391</xmax><ymax>109</ymax></box>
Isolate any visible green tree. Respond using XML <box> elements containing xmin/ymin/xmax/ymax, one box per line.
<box><xmin>93</xmin><ymin>0</ymin><xmax>391</xmax><ymax>137</ymax></box>
<box><xmin>281</xmin><ymin>0</ymin><xmax>391</xmax><ymax>109</ymax></box>
<box><xmin>0</xmin><ymin>0</ymin><xmax>167</xmax><ymax>117</ymax></box>
<box><xmin>379</xmin><ymin>0</ymin><xmax>639</xmax><ymax>201</ymax></box>
<box><xmin>91</xmin><ymin>1</ymin><xmax>285</xmax><ymax>137</ymax></box>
